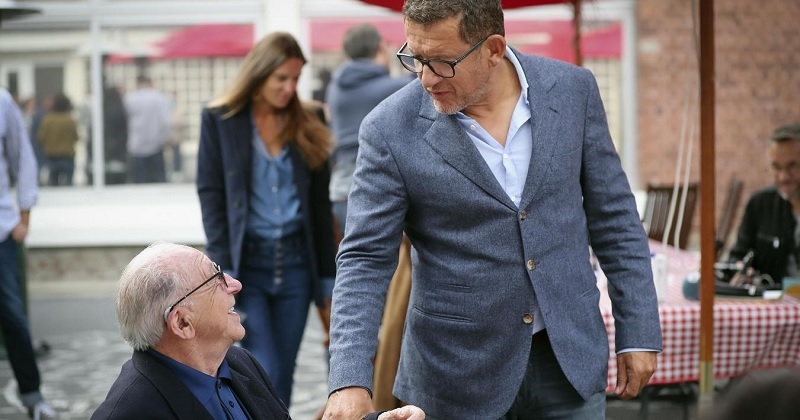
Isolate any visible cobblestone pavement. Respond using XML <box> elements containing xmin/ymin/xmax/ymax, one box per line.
<box><xmin>0</xmin><ymin>294</ymin><xmax>692</xmax><ymax>420</ymax></box>
<box><xmin>0</xmin><ymin>296</ymin><xmax>329</xmax><ymax>420</ymax></box>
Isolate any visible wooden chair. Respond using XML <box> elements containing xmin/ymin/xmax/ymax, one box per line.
<box><xmin>716</xmin><ymin>178</ymin><xmax>744</xmax><ymax>260</ymax></box>
<box><xmin>642</xmin><ymin>183</ymin><xmax>698</xmax><ymax>249</ymax></box>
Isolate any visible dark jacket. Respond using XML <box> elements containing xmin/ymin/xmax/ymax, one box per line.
<box><xmin>728</xmin><ymin>186</ymin><xmax>797</xmax><ymax>284</ymax></box>
<box><xmin>196</xmin><ymin>104</ymin><xmax>336</xmax><ymax>307</ymax></box>
<box><xmin>91</xmin><ymin>346</ymin><xmax>289</xmax><ymax>420</ymax></box>
<box><xmin>325</xmin><ymin>60</ymin><xmax>411</xmax><ymax>164</ymax></box>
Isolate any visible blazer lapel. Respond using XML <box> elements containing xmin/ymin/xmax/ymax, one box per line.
<box><xmin>420</xmin><ymin>101</ymin><xmax>517</xmax><ymax>210</ymax></box>
<box><xmin>132</xmin><ymin>351</ymin><xmax>215</xmax><ymax>420</ymax></box>
<box><xmin>516</xmin><ymin>52</ymin><xmax>559</xmax><ymax>211</ymax></box>
<box><xmin>229</xmin><ymin>367</ymin><xmax>288</xmax><ymax>420</ymax></box>
<box><xmin>226</xmin><ymin>109</ymin><xmax>254</xmax><ymax>190</ymax></box>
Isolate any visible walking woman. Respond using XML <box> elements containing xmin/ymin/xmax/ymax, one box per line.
<box><xmin>196</xmin><ymin>32</ymin><xmax>336</xmax><ymax>407</ymax></box>
<box><xmin>38</xmin><ymin>93</ymin><xmax>78</xmax><ymax>186</ymax></box>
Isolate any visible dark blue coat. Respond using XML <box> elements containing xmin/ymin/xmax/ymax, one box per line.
<box><xmin>196</xmin><ymin>105</ymin><xmax>336</xmax><ymax>307</ymax></box>
<box><xmin>91</xmin><ymin>346</ymin><xmax>289</xmax><ymax>420</ymax></box>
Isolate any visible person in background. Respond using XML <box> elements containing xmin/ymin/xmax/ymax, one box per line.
<box><xmin>167</xmin><ymin>93</ymin><xmax>187</xmax><ymax>182</ymax></box>
<box><xmin>37</xmin><ymin>93</ymin><xmax>78</xmax><ymax>186</ymax></box>
<box><xmin>326</xmin><ymin>22</ymin><xmax>411</xmax><ymax>234</ymax></box>
<box><xmin>323</xmin><ymin>0</ymin><xmax>661</xmax><ymax>419</ymax></box>
<box><xmin>91</xmin><ymin>241</ymin><xmax>289</xmax><ymax>419</ymax></box>
<box><xmin>196</xmin><ymin>32</ymin><xmax>336</xmax><ymax>408</ymax></box>
<box><xmin>727</xmin><ymin>124</ymin><xmax>800</xmax><ymax>287</ymax></box>
<box><xmin>124</xmin><ymin>75</ymin><xmax>171</xmax><ymax>183</ymax></box>
<box><xmin>103</xmin><ymin>86</ymin><xmax>130</xmax><ymax>184</ymax></box>
<box><xmin>0</xmin><ymin>87</ymin><xmax>57</xmax><ymax>420</ymax></box>
<box><xmin>705</xmin><ymin>368</ymin><xmax>800</xmax><ymax>420</ymax></box>
<box><xmin>29</xmin><ymin>95</ymin><xmax>53</xmax><ymax>184</ymax></box>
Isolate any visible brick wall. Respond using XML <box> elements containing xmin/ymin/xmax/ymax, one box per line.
<box><xmin>637</xmin><ymin>0</ymin><xmax>800</xmax><ymax>248</ymax></box>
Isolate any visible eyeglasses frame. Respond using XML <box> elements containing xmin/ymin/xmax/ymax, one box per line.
<box><xmin>163</xmin><ymin>262</ymin><xmax>227</xmax><ymax>322</ymax></box>
<box><xmin>396</xmin><ymin>35</ymin><xmax>491</xmax><ymax>79</ymax></box>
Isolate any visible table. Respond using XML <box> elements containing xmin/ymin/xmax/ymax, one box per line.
<box><xmin>599</xmin><ymin>242</ymin><xmax>800</xmax><ymax>392</ymax></box>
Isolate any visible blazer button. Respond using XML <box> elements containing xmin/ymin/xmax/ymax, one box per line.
<box><xmin>522</xmin><ymin>313</ymin><xmax>534</xmax><ymax>324</ymax></box>
<box><xmin>526</xmin><ymin>259</ymin><xmax>535</xmax><ymax>271</ymax></box>
<box><xmin>519</xmin><ymin>210</ymin><xmax>527</xmax><ymax>220</ymax></box>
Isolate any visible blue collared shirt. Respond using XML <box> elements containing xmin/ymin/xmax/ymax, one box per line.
<box><xmin>0</xmin><ymin>88</ymin><xmax>38</xmax><ymax>242</ymax></box>
<box><xmin>454</xmin><ymin>47</ymin><xmax>546</xmax><ymax>335</ymax></box>
<box><xmin>147</xmin><ymin>349</ymin><xmax>250</xmax><ymax>420</ymax></box>
<box><xmin>247</xmin><ymin>116</ymin><xmax>303</xmax><ymax>240</ymax></box>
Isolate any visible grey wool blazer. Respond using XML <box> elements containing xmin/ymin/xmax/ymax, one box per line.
<box><xmin>328</xmin><ymin>50</ymin><xmax>661</xmax><ymax>420</ymax></box>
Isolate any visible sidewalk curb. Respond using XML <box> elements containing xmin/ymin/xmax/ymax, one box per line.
<box><xmin>28</xmin><ymin>281</ymin><xmax>117</xmax><ymax>299</ymax></box>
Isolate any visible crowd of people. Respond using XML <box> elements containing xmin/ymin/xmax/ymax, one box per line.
<box><xmin>3</xmin><ymin>0</ymin><xmax>799</xmax><ymax>418</ymax></box>
<box><xmin>14</xmin><ymin>75</ymin><xmax>183</xmax><ymax>187</ymax></box>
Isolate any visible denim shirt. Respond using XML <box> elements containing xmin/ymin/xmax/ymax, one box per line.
<box><xmin>247</xmin><ymin>118</ymin><xmax>303</xmax><ymax>240</ymax></box>
<box><xmin>455</xmin><ymin>47</ymin><xmax>543</xmax><ymax>334</ymax></box>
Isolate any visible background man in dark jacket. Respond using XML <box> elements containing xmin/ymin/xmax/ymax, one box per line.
<box><xmin>728</xmin><ymin>123</ymin><xmax>800</xmax><ymax>287</ymax></box>
<box><xmin>326</xmin><ymin>23</ymin><xmax>411</xmax><ymax>232</ymax></box>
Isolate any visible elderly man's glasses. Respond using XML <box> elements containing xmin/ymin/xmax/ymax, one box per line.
<box><xmin>396</xmin><ymin>35</ymin><xmax>490</xmax><ymax>79</ymax></box>
<box><xmin>163</xmin><ymin>262</ymin><xmax>227</xmax><ymax>322</ymax></box>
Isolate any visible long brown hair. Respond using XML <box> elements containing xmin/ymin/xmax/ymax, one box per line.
<box><xmin>208</xmin><ymin>32</ymin><xmax>331</xmax><ymax>169</ymax></box>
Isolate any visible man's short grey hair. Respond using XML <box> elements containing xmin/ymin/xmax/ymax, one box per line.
<box><xmin>770</xmin><ymin>124</ymin><xmax>800</xmax><ymax>143</ymax></box>
<box><xmin>116</xmin><ymin>242</ymin><xmax>194</xmax><ymax>351</ymax></box>
<box><xmin>343</xmin><ymin>23</ymin><xmax>383</xmax><ymax>60</ymax></box>
<box><xmin>402</xmin><ymin>0</ymin><xmax>505</xmax><ymax>44</ymax></box>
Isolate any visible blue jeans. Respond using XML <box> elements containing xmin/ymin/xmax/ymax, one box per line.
<box><xmin>237</xmin><ymin>233</ymin><xmax>312</xmax><ymax>407</ymax></box>
<box><xmin>47</xmin><ymin>156</ymin><xmax>74</xmax><ymax>186</ymax></box>
<box><xmin>130</xmin><ymin>151</ymin><xmax>166</xmax><ymax>183</ymax></box>
<box><xmin>332</xmin><ymin>201</ymin><xmax>348</xmax><ymax>234</ymax></box>
<box><xmin>428</xmin><ymin>331</ymin><xmax>605</xmax><ymax>420</ymax></box>
<box><xmin>0</xmin><ymin>238</ymin><xmax>43</xmax><ymax>407</ymax></box>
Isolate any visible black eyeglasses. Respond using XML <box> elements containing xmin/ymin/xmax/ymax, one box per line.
<box><xmin>163</xmin><ymin>262</ymin><xmax>227</xmax><ymax>322</ymax></box>
<box><xmin>396</xmin><ymin>35</ymin><xmax>490</xmax><ymax>79</ymax></box>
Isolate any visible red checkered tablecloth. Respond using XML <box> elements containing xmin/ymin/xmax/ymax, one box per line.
<box><xmin>599</xmin><ymin>242</ymin><xmax>800</xmax><ymax>392</ymax></box>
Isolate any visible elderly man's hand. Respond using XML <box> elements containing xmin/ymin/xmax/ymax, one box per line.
<box><xmin>615</xmin><ymin>351</ymin><xmax>657</xmax><ymax>399</ymax></box>
<box><xmin>378</xmin><ymin>405</ymin><xmax>425</xmax><ymax>420</ymax></box>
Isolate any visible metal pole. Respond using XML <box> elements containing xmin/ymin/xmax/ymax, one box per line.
<box><xmin>697</xmin><ymin>0</ymin><xmax>715</xmax><ymax>415</ymax></box>
<box><xmin>572</xmin><ymin>0</ymin><xmax>582</xmax><ymax>66</ymax></box>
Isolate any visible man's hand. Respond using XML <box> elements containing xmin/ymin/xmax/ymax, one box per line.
<box><xmin>615</xmin><ymin>351</ymin><xmax>657</xmax><ymax>399</ymax></box>
<box><xmin>378</xmin><ymin>405</ymin><xmax>425</xmax><ymax>420</ymax></box>
<box><xmin>322</xmin><ymin>387</ymin><xmax>375</xmax><ymax>420</ymax></box>
<box><xmin>11</xmin><ymin>222</ymin><xmax>28</xmax><ymax>243</ymax></box>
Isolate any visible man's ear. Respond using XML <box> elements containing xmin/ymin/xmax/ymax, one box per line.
<box><xmin>485</xmin><ymin>34</ymin><xmax>507</xmax><ymax>66</ymax></box>
<box><xmin>165</xmin><ymin>307</ymin><xmax>196</xmax><ymax>340</ymax></box>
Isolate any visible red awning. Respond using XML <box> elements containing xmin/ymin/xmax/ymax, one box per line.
<box><xmin>311</xmin><ymin>18</ymin><xmax>620</xmax><ymax>64</ymax></box>
<box><xmin>155</xmin><ymin>24</ymin><xmax>254</xmax><ymax>59</ymax></box>
<box><xmin>107</xmin><ymin>15</ymin><xmax>619</xmax><ymax>65</ymax></box>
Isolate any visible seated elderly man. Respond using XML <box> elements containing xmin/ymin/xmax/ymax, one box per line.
<box><xmin>93</xmin><ymin>242</ymin><xmax>424</xmax><ymax>420</ymax></box>
<box><xmin>92</xmin><ymin>241</ymin><xmax>288</xmax><ymax>419</ymax></box>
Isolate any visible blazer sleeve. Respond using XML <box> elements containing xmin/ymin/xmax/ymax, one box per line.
<box><xmin>579</xmin><ymin>69</ymin><xmax>662</xmax><ymax>351</ymax></box>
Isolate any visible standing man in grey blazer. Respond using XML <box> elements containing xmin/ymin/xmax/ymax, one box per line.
<box><xmin>323</xmin><ymin>1</ymin><xmax>661</xmax><ymax>419</ymax></box>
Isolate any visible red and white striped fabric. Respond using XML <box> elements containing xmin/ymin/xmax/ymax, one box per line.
<box><xmin>598</xmin><ymin>242</ymin><xmax>800</xmax><ymax>392</ymax></box>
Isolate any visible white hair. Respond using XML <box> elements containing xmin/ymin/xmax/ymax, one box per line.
<box><xmin>116</xmin><ymin>241</ymin><xmax>195</xmax><ymax>350</ymax></box>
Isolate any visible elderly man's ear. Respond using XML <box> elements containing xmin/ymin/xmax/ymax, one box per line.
<box><xmin>165</xmin><ymin>309</ymin><xmax>196</xmax><ymax>339</ymax></box>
